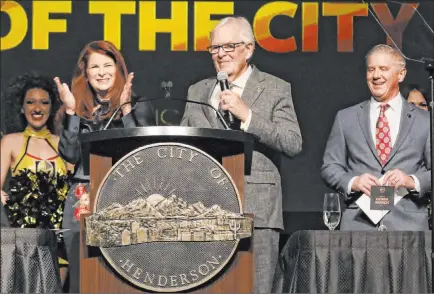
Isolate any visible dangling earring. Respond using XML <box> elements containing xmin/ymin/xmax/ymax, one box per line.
<box><xmin>21</xmin><ymin>108</ymin><xmax>24</xmax><ymax>114</ymax></box>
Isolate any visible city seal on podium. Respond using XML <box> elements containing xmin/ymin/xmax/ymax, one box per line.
<box><xmin>86</xmin><ymin>143</ymin><xmax>252</xmax><ymax>292</ymax></box>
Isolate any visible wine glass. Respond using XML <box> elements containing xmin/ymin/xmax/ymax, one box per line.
<box><xmin>323</xmin><ymin>193</ymin><xmax>341</xmax><ymax>230</ymax></box>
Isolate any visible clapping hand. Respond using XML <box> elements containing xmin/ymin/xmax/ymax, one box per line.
<box><xmin>54</xmin><ymin>77</ymin><xmax>76</xmax><ymax>115</ymax></box>
<box><xmin>120</xmin><ymin>73</ymin><xmax>134</xmax><ymax>116</ymax></box>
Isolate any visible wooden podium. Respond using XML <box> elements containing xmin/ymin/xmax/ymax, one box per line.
<box><xmin>79</xmin><ymin>126</ymin><xmax>255</xmax><ymax>293</ymax></box>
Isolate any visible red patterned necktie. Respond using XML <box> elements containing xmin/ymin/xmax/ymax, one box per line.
<box><xmin>375</xmin><ymin>104</ymin><xmax>391</xmax><ymax>166</ymax></box>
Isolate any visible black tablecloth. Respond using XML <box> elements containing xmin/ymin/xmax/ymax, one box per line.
<box><xmin>0</xmin><ymin>228</ymin><xmax>62</xmax><ymax>293</ymax></box>
<box><xmin>272</xmin><ymin>230</ymin><xmax>432</xmax><ymax>293</ymax></box>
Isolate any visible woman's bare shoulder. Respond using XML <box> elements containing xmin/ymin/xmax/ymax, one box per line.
<box><xmin>1</xmin><ymin>132</ymin><xmax>24</xmax><ymax>142</ymax></box>
<box><xmin>1</xmin><ymin>133</ymin><xmax>24</xmax><ymax>152</ymax></box>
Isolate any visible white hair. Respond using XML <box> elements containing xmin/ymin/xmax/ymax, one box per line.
<box><xmin>210</xmin><ymin>16</ymin><xmax>255</xmax><ymax>44</ymax></box>
<box><xmin>365</xmin><ymin>44</ymin><xmax>406</xmax><ymax>68</ymax></box>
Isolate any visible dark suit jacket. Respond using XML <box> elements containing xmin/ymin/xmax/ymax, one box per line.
<box><xmin>321</xmin><ymin>97</ymin><xmax>431</xmax><ymax>230</ymax></box>
<box><xmin>58</xmin><ymin>96</ymin><xmax>154</xmax><ymax>178</ymax></box>
<box><xmin>181</xmin><ymin>65</ymin><xmax>302</xmax><ymax>229</ymax></box>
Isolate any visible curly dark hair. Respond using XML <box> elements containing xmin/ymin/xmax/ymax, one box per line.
<box><xmin>3</xmin><ymin>72</ymin><xmax>60</xmax><ymax>134</ymax></box>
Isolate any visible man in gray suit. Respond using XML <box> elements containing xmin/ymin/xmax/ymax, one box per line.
<box><xmin>321</xmin><ymin>44</ymin><xmax>431</xmax><ymax>231</ymax></box>
<box><xmin>181</xmin><ymin>16</ymin><xmax>302</xmax><ymax>293</ymax></box>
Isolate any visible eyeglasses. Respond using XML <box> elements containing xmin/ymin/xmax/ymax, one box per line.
<box><xmin>207</xmin><ymin>42</ymin><xmax>245</xmax><ymax>54</ymax></box>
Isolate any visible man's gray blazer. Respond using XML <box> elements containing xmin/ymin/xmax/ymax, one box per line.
<box><xmin>321</xmin><ymin>98</ymin><xmax>431</xmax><ymax>230</ymax></box>
<box><xmin>181</xmin><ymin>65</ymin><xmax>302</xmax><ymax>230</ymax></box>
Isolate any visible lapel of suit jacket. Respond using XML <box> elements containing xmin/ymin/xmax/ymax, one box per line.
<box><xmin>241</xmin><ymin>65</ymin><xmax>265</xmax><ymax>108</ymax></box>
<box><xmin>383</xmin><ymin>99</ymin><xmax>416</xmax><ymax>167</ymax></box>
<box><xmin>201</xmin><ymin>78</ymin><xmax>220</xmax><ymax>128</ymax></box>
<box><xmin>358</xmin><ymin>100</ymin><xmax>382</xmax><ymax>165</ymax></box>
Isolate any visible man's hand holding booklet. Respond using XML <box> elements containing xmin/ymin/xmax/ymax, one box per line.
<box><xmin>355</xmin><ymin>175</ymin><xmax>408</xmax><ymax>225</ymax></box>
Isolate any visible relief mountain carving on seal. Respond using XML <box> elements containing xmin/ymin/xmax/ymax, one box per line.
<box><xmin>86</xmin><ymin>194</ymin><xmax>252</xmax><ymax>247</ymax></box>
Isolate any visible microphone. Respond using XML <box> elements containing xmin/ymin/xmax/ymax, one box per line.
<box><xmin>161</xmin><ymin>81</ymin><xmax>174</xmax><ymax>99</ymax></box>
<box><xmin>217</xmin><ymin>71</ymin><xmax>235</xmax><ymax>125</ymax></box>
<box><xmin>103</xmin><ymin>97</ymin><xmax>230</xmax><ymax>130</ymax></box>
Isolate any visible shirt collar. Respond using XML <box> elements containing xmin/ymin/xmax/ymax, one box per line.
<box><xmin>231</xmin><ymin>65</ymin><xmax>253</xmax><ymax>89</ymax></box>
<box><xmin>370</xmin><ymin>92</ymin><xmax>402</xmax><ymax>112</ymax></box>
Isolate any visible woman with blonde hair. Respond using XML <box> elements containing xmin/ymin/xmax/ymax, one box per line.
<box><xmin>54</xmin><ymin>40</ymin><xmax>154</xmax><ymax>292</ymax></box>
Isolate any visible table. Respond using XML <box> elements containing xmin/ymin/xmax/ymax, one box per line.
<box><xmin>272</xmin><ymin>230</ymin><xmax>432</xmax><ymax>293</ymax></box>
<box><xmin>0</xmin><ymin>228</ymin><xmax>62</xmax><ymax>293</ymax></box>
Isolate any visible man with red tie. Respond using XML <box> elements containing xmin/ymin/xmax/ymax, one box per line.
<box><xmin>321</xmin><ymin>44</ymin><xmax>431</xmax><ymax>231</ymax></box>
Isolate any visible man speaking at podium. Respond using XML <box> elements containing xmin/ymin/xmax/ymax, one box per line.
<box><xmin>181</xmin><ymin>16</ymin><xmax>302</xmax><ymax>293</ymax></box>
<box><xmin>321</xmin><ymin>44</ymin><xmax>431</xmax><ymax>231</ymax></box>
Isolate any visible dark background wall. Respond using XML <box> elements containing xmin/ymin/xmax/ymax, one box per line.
<box><xmin>1</xmin><ymin>0</ymin><xmax>433</xmax><ymax>234</ymax></box>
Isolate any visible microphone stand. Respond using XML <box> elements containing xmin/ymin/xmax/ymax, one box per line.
<box><xmin>103</xmin><ymin>97</ymin><xmax>231</xmax><ymax>130</ymax></box>
<box><xmin>426</xmin><ymin>57</ymin><xmax>434</xmax><ymax>289</ymax></box>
